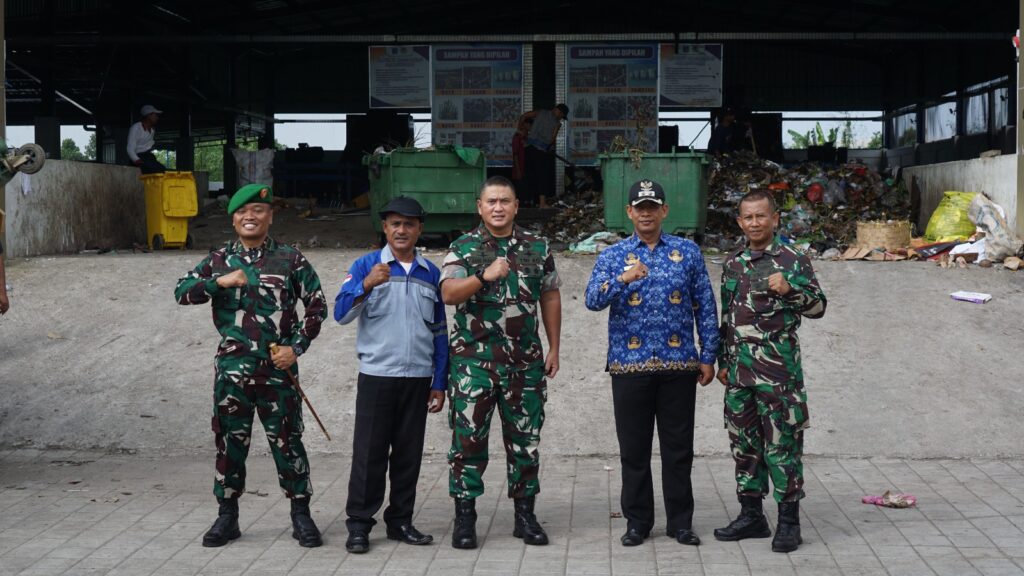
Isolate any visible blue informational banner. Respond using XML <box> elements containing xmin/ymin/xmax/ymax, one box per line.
<box><xmin>431</xmin><ymin>44</ymin><xmax>524</xmax><ymax>166</ymax></box>
<box><xmin>566</xmin><ymin>44</ymin><xmax>659</xmax><ymax>165</ymax></box>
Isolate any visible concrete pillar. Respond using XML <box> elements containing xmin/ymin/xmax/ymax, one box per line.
<box><xmin>0</xmin><ymin>0</ymin><xmax>6</xmax><ymax>141</ymax></box>
<box><xmin>224</xmin><ymin>113</ymin><xmax>237</xmax><ymax>194</ymax></box>
<box><xmin>34</xmin><ymin>117</ymin><xmax>60</xmax><ymax>161</ymax></box>
<box><xmin>1</xmin><ymin>0</ymin><xmax>6</xmax><ymax>255</ymax></box>
<box><xmin>1017</xmin><ymin>0</ymin><xmax>1024</xmax><ymax>235</ymax></box>
<box><xmin>259</xmin><ymin>69</ymin><xmax>276</xmax><ymax>150</ymax></box>
<box><xmin>176</xmin><ymin>106</ymin><xmax>194</xmax><ymax>170</ymax></box>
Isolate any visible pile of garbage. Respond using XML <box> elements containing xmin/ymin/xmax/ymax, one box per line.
<box><xmin>706</xmin><ymin>151</ymin><xmax>912</xmax><ymax>254</ymax></box>
<box><xmin>541</xmin><ymin>188</ymin><xmax>605</xmax><ymax>243</ymax></box>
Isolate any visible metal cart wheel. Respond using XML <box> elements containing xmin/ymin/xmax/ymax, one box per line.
<box><xmin>15</xmin><ymin>144</ymin><xmax>45</xmax><ymax>174</ymax></box>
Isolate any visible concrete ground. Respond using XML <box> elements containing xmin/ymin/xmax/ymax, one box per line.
<box><xmin>3</xmin><ymin>210</ymin><xmax>1024</xmax><ymax>575</ymax></box>
<box><xmin>2</xmin><ymin>449</ymin><xmax>1024</xmax><ymax>576</ymax></box>
<box><xmin>1</xmin><ymin>241</ymin><xmax>1024</xmax><ymax>458</ymax></box>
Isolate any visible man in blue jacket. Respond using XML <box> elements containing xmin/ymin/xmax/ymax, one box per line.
<box><xmin>585</xmin><ymin>179</ymin><xmax>718</xmax><ymax>547</ymax></box>
<box><xmin>334</xmin><ymin>196</ymin><xmax>448</xmax><ymax>553</ymax></box>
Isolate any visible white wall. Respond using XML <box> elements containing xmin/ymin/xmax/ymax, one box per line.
<box><xmin>902</xmin><ymin>154</ymin><xmax>1017</xmax><ymax>235</ymax></box>
<box><xmin>4</xmin><ymin>160</ymin><xmax>145</xmax><ymax>257</ymax></box>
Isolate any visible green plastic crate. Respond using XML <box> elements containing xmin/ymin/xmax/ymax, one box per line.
<box><xmin>363</xmin><ymin>146</ymin><xmax>486</xmax><ymax>236</ymax></box>
<box><xmin>600</xmin><ymin>151</ymin><xmax>710</xmax><ymax>237</ymax></box>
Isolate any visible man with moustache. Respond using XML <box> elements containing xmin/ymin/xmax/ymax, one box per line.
<box><xmin>714</xmin><ymin>190</ymin><xmax>826</xmax><ymax>553</ymax></box>
<box><xmin>585</xmin><ymin>179</ymin><xmax>718</xmax><ymax>547</ymax></box>
<box><xmin>334</xmin><ymin>196</ymin><xmax>448</xmax><ymax>553</ymax></box>
<box><xmin>175</xmin><ymin>183</ymin><xmax>328</xmax><ymax>548</ymax></box>
<box><xmin>440</xmin><ymin>176</ymin><xmax>562</xmax><ymax>549</ymax></box>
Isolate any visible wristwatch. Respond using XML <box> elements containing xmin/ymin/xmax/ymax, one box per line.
<box><xmin>474</xmin><ymin>269</ymin><xmax>490</xmax><ymax>290</ymax></box>
<box><xmin>291</xmin><ymin>343</ymin><xmax>305</xmax><ymax>357</ymax></box>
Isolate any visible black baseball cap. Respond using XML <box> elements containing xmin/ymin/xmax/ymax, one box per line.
<box><xmin>555</xmin><ymin>103</ymin><xmax>569</xmax><ymax>119</ymax></box>
<box><xmin>379</xmin><ymin>196</ymin><xmax>426</xmax><ymax>220</ymax></box>
<box><xmin>628</xmin><ymin>179</ymin><xmax>666</xmax><ymax>206</ymax></box>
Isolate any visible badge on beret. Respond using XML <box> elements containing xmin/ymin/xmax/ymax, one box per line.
<box><xmin>637</xmin><ymin>180</ymin><xmax>656</xmax><ymax>199</ymax></box>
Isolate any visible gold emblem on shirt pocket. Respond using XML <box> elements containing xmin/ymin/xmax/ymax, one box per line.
<box><xmin>669</xmin><ymin>290</ymin><xmax>682</xmax><ymax>304</ymax></box>
<box><xmin>627</xmin><ymin>336</ymin><xmax>641</xmax><ymax>350</ymax></box>
<box><xmin>668</xmin><ymin>334</ymin><xmax>681</xmax><ymax>347</ymax></box>
<box><xmin>628</xmin><ymin>293</ymin><xmax>642</xmax><ymax>306</ymax></box>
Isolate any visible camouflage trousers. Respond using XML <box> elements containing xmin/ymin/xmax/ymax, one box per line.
<box><xmin>724</xmin><ymin>383</ymin><xmax>809</xmax><ymax>503</ymax></box>
<box><xmin>211</xmin><ymin>356</ymin><xmax>312</xmax><ymax>500</ymax></box>
<box><xmin>448</xmin><ymin>359</ymin><xmax>547</xmax><ymax>499</ymax></box>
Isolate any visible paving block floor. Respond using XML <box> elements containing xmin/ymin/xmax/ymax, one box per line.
<box><xmin>1</xmin><ymin>450</ymin><xmax>1023</xmax><ymax>575</ymax></box>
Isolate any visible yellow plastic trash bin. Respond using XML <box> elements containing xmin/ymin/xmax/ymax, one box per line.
<box><xmin>141</xmin><ymin>171</ymin><xmax>198</xmax><ymax>250</ymax></box>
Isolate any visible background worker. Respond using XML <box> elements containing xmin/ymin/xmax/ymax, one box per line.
<box><xmin>334</xmin><ymin>196</ymin><xmax>448</xmax><ymax>554</ymax></box>
<box><xmin>174</xmin><ymin>183</ymin><xmax>328</xmax><ymax>549</ymax></box>
<box><xmin>127</xmin><ymin>104</ymin><xmax>166</xmax><ymax>174</ymax></box>
<box><xmin>715</xmin><ymin>190</ymin><xmax>827</xmax><ymax>554</ymax></box>
<box><xmin>519</xmin><ymin>103</ymin><xmax>569</xmax><ymax>207</ymax></box>
<box><xmin>440</xmin><ymin>176</ymin><xmax>561</xmax><ymax>549</ymax></box>
<box><xmin>584</xmin><ymin>179</ymin><xmax>718</xmax><ymax>547</ymax></box>
<box><xmin>707</xmin><ymin>108</ymin><xmax>751</xmax><ymax>156</ymax></box>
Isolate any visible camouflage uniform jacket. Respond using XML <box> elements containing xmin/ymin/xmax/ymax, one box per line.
<box><xmin>585</xmin><ymin>232</ymin><xmax>718</xmax><ymax>374</ymax></box>
<box><xmin>718</xmin><ymin>236</ymin><xmax>826</xmax><ymax>387</ymax></box>
<box><xmin>441</xmin><ymin>224</ymin><xmax>561</xmax><ymax>369</ymax></box>
<box><xmin>174</xmin><ymin>237</ymin><xmax>328</xmax><ymax>361</ymax></box>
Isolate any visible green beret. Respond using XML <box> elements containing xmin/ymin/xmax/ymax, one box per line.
<box><xmin>227</xmin><ymin>183</ymin><xmax>273</xmax><ymax>215</ymax></box>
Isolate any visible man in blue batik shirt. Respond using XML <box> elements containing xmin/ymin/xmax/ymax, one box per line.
<box><xmin>335</xmin><ymin>196</ymin><xmax>448</xmax><ymax>554</ymax></box>
<box><xmin>585</xmin><ymin>179</ymin><xmax>718</xmax><ymax>548</ymax></box>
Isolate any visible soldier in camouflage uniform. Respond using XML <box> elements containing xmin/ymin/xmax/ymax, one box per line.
<box><xmin>174</xmin><ymin>183</ymin><xmax>328</xmax><ymax>549</ymax></box>
<box><xmin>440</xmin><ymin>175</ymin><xmax>562</xmax><ymax>549</ymax></box>
<box><xmin>713</xmin><ymin>190</ymin><xmax>826</xmax><ymax>553</ymax></box>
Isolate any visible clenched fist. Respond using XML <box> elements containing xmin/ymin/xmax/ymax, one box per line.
<box><xmin>767</xmin><ymin>272</ymin><xmax>791</xmax><ymax>296</ymax></box>
<box><xmin>482</xmin><ymin>257</ymin><xmax>510</xmax><ymax>282</ymax></box>
<box><xmin>620</xmin><ymin>262</ymin><xmax>649</xmax><ymax>284</ymax></box>
<box><xmin>363</xmin><ymin>263</ymin><xmax>391</xmax><ymax>291</ymax></box>
<box><xmin>216</xmin><ymin>269</ymin><xmax>249</xmax><ymax>289</ymax></box>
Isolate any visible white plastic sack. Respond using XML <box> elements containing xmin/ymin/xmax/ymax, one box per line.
<box><xmin>967</xmin><ymin>194</ymin><xmax>1023</xmax><ymax>262</ymax></box>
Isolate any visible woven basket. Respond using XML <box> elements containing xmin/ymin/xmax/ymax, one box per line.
<box><xmin>856</xmin><ymin>220</ymin><xmax>911</xmax><ymax>250</ymax></box>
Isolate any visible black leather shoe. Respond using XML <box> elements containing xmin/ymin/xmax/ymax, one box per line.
<box><xmin>386</xmin><ymin>524</ymin><xmax>433</xmax><ymax>545</ymax></box>
<box><xmin>202</xmin><ymin>498</ymin><xmax>240</xmax><ymax>548</ymax></box>
<box><xmin>667</xmin><ymin>528</ymin><xmax>701</xmax><ymax>546</ymax></box>
<box><xmin>290</xmin><ymin>499</ymin><xmax>323</xmax><ymax>548</ymax></box>
<box><xmin>345</xmin><ymin>530</ymin><xmax>369</xmax><ymax>554</ymax></box>
<box><xmin>620</xmin><ymin>527</ymin><xmax>650</xmax><ymax>547</ymax></box>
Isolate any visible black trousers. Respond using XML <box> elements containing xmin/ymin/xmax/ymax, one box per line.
<box><xmin>523</xmin><ymin>145</ymin><xmax>555</xmax><ymax>205</ymax></box>
<box><xmin>611</xmin><ymin>372</ymin><xmax>698</xmax><ymax>533</ymax></box>
<box><xmin>345</xmin><ymin>373</ymin><xmax>432</xmax><ymax>531</ymax></box>
<box><xmin>136</xmin><ymin>151</ymin><xmax>166</xmax><ymax>175</ymax></box>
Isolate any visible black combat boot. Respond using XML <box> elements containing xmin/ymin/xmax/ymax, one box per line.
<box><xmin>772</xmin><ymin>501</ymin><xmax>802</xmax><ymax>553</ymax></box>
<box><xmin>290</xmin><ymin>498</ymin><xmax>323</xmax><ymax>548</ymax></box>
<box><xmin>202</xmin><ymin>497</ymin><xmax>241</xmax><ymax>547</ymax></box>
<box><xmin>512</xmin><ymin>496</ymin><xmax>549</xmax><ymax>545</ymax></box>
<box><xmin>713</xmin><ymin>495</ymin><xmax>772</xmax><ymax>541</ymax></box>
<box><xmin>451</xmin><ymin>498</ymin><xmax>478</xmax><ymax>549</ymax></box>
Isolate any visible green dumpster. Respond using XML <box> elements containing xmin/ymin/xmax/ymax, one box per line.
<box><xmin>363</xmin><ymin>146</ymin><xmax>486</xmax><ymax>238</ymax></box>
<box><xmin>600</xmin><ymin>150</ymin><xmax>709</xmax><ymax>238</ymax></box>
